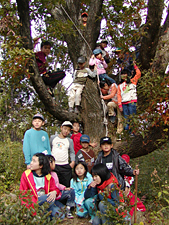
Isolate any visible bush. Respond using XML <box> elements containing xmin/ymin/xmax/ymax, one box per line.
<box><xmin>0</xmin><ymin>191</ymin><xmax>62</xmax><ymax>224</ymax></box>
<box><xmin>0</xmin><ymin>140</ymin><xmax>25</xmax><ymax>193</ymax></box>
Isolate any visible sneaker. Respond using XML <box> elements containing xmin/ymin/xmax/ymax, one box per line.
<box><xmin>47</xmin><ymin>87</ymin><xmax>54</xmax><ymax>97</ymax></box>
<box><xmin>116</xmin><ymin>134</ymin><xmax>121</xmax><ymax>141</ymax></box>
<box><xmin>69</xmin><ymin>107</ymin><xmax>74</xmax><ymax>113</ymax></box>
<box><xmin>109</xmin><ymin>115</ymin><xmax>116</xmax><ymax>123</ymax></box>
<box><xmin>66</xmin><ymin>211</ymin><xmax>74</xmax><ymax>219</ymax></box>
<box><xmin>74</xmin><ymin>106</ymin><xmax>79</xmax><ymax>114</ymax></box>
<box><xmin>89</xmin><ymin>219</ymin><xmax>93</xmax><ymax>223</ymax></box>
<box><xmin>130</xmin><ymin>133</ymin><xmax>135</xmax><ymax>138</ymax></box>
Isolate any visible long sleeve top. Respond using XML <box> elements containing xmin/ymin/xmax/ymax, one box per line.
<box><xmin>89</xmin><ymin>57</ymin><xmax>107</xmax><ymax>75</ymax></box>
<box><xmin>117</xmin><ymin>65</ymin><xmax>141</xmax><ymax>108</ymax></box>
<box><xmin>23</xmin><ymin>128</ymin><xmax>51</xmax><ymax>165</ymax></box>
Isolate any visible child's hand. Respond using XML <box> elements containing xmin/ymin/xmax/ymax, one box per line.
<box><xmin>133</xmin><ymin>169</ymin><xmax>139</xmax><ymax>175</ymax></box>
<box><xmin>90</xmin><ymin>142</ymin><xmax>97</xmax><ymax>148</ymax></box>
<box><xmin>69</xmin><ymin>161</ymin><xmax>75</xmax><ymax>168</ymax></box>
<box><xmin>65</xmin><ymin>187</ymin><xmax>71</xmax><ymax>191</ymax></box>
<box><xmin>119</xmin><ymin>107</ymin><xmax>123</xmax><ymax>112</ymax></box>
<box><xmin>133</xmin><ymin>60</ymin><xmax>136</xmax><ymax>66</ymax></box>
<box><xmin>88</xmin><ymin>181</ymin><xmax>97</xmax><ymax>188</ymax></box>
<box><xmin>91</xmin><ymin>54</ymin><xmax>95</xmax><ymax>59</ymax></box>
<box><xmin>47</xmin><ymin>191</ymin><xmax>57</xmax><ymax>202</ymax></box>
<box><xmin>101</xmin><ymin>57</ymin><xmax>104</xmax><ymax>61</ymax></box>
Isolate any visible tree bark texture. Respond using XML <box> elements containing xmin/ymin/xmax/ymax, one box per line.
<box><xmin>140</xmin><ymin>0</ymin><xmax>164</xmax><ymax>70</ymax></box>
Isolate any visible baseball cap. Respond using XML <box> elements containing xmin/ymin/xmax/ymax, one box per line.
<box><xmin>33</xmin><ymin>113</ymin><xmax>44</xmax><ymax>121</ymax></box>
<box><xmin>77</xmin><ymin>56</ymin><xmax>86</xmax><ymax>64</ymax></box>
<box><xmin>80</xmin><ymin>134</ymin><xmax>90</xmax><ymax>143</ymax></box>
<box><xmin>100</xmin><ymin>137</ymin><xmax>112</xmax><ymax>145</ymax></box>
<box><xmin>121</xmin><ymin>154</ymin><xmax>130</xmax><ymax>164</ymax></box>
<box><xmin>61</xmin><ymin>121</ymin><xmax>73</xmax><ymax>128</ymax></box>
<box><xmin>81</xmin><ymin>12</ymin><xmax>88</xmax><ymax>17</ymax></box>
<box><xmin>93</xmin><ymin>49</ymin><xmax>102</xmax><ymax>56</ymax></box>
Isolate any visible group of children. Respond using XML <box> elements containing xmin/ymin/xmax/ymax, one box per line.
<box><xmin>34</xmin><ymin>38</ymin><xmax>141</xmax><ymax>139</ymax></box>
<box><xmin>21</xmin><ymin>114</ymin><xmax>145</xmax><ymax>224</ymax></box>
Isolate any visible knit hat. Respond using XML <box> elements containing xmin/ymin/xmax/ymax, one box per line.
<box><xmin>121</xmin><ymin>154</ymin><xmax>130</xmax><ymax>164</ymax></box>
<box><xmin>33</xmin><ymin>113</ymin><xmax>44</xmax><ymax>121</ymax></box>
<box><xmin>80</xmin><ymin>134</ymin><xmax>90</xmax><ymax>143</ymax></box>
<box><xmin>101</xmin><ymin>39</ymin><xmax>108</xmax><ymax>44</ymax></box>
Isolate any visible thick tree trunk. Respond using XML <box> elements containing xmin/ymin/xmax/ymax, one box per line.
<box><xmin>139</xmin><ymin>0</ymin><xmax>164</xmax><ymax>69</ymax></box>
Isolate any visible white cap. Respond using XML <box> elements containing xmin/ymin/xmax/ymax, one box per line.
<box><xmin>61</xmin><ymin>121</ymin><xmax>73</xmax><ymax>128</ymax></box>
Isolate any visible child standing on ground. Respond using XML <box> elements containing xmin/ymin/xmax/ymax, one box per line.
<box><xmin>50</xmin><ymin>121</ymin><xmax>75</xmax><ymax>187</ymax></box>
<box><xmin>35</xmin><ymin>41</ymin><xmax>65</xmax><ymax>96</ymax></box>
<box><xmin>68</xmin><ymin>56</ymin><xmax>97</xmax><ymax>114</ymax></box>
<box><xmin>75</xmin><ymin>134</ymin><xmax>95</xmax><ymax>173</ymax></box>
<box><xmin>71</xmin><ymin>121</ymin><xmax>97</xmax><ymax>155</ymax></box>
<box><xmin>47</xmin><ymin>155</ymin><xmax>75</xmax><ymax>219</ymax></box>
<box><xmin>70</xmin><ymin>162</ymin><xmax>96</xmax><ymax>221</ymax></box>
<box><xmin>23</xmin><ymin>113</ymin><xmax>51</xmax><ymax>169</ymax></box>
<box><xmin>20</xmin><ymin>153</ymin><xmax>63</xmax><ymax>219</ymax></box>
<box><xmin>117</xmin><ymin>61</ymin><xmax>141</xmax><ymax>133</ymax></box>
<box><xmin>95</xmin><ymin>137</ymin><xmax>139</xmax><ymax>190</ymax></box>
<box><xmin>89</xmin><ymin>49</ymin><xmax>115</xmax><ymax>83</ymax></box>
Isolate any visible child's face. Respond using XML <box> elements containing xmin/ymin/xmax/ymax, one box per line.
<box><xmin>82</xmin><ymin>16</ymin><xmax>88</xmax><ymax>22</ymax></box>
<box><xmin>121</xmin><ymin>74</ymin><xmax>127</xmax><ymax>81</ymax></box>
<box><xmin>75</xmin><ymin>163</ymin><xmax>86</xmax><ymax>178</ymax></box>
<box><xmin>103</xmin><ymin>83</ymin><xmax>109</xmax><ymax>90</ymax></box>
<box><xmin>41</xmin><ymin>45</ymin><xmax>51</xmax><ymax>56</ymax></box>
<box><xmin>32</xmin><ymin>118</ymin><xmax>44</xmax><ymax>131</ymax></box>
<box><xmin>95</xmin><ymin>53</ymin><xmax>102</xmax><ymax>60</ymax></box>
<box><xmin>81</xmin><ymin>142</ymin><xmax>89</xmax><ymax>149</ymax></box>
<box><xmin>72</xmin><ymin>123</ymin><xmax>80</xmax><ymax>133</ymax></box>
<box><xmin>50</xmin><ymin>161</ymin><xmax>55</xmax><ymax>170</ymax></box>
<box><xmin>61</xmin><ymin>126</ymin><xmax>71</xmax><ymax>137</ymax></box>
<box><xmin>93</xmin><ymin>174</ymin><xmax>101</xmax><ymax>185</ymax></box>
<box><xmin>78</xmin><ymin>62</ymin><xmax>86</xmax><ymax>69</ymax></box>
<box><xmin>100</xmin><ymin>42</ymin><xmax>107</xmax><ymax>49</ymax></box>
<box><xmin>100</xmin><ymin>142</ymin><xmax>112</xmax><ymax>153</ymax></box>
<box><xmin>30</xmin><ymin>156</ymin><xmax>42</xmax><ymax>171</ymax></box>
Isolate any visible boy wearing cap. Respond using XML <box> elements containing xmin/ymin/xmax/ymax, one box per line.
<box><xmin>95</xmin><ymin>137</ymin><xmax>139</xmax><ymax>190</ymax></box>
<box><xmin>75</xmin><ymin>134</ymin><xmax>95</xmax><ymax>173</ymax></box>
<box><xmin>96</xmin><ymin>39</ymin><xmax>110</xmax><ymax>64</ymax></box>
<box><xmin>81</xmin><ymin>12</ymin><xmax>88</xmax><ymax>27</ymax></box>
<box><xmin>68</xmin><ymin>56</ymin><xmax>97</xmax><ymax>114</ymax></box>
<box><xmin>89</xmin><ymin>49</ymin><xmax>115</xmax><ymax>84</ymax></box>
<box><xmin>50</xmin><ymin>121</ymin><xmax>75</xmax><ymax>187</ymax></box>
<box><xmin>23</xmin><ymin>113</ymin><xmax>51</xmax><ymax>169</ymax></box>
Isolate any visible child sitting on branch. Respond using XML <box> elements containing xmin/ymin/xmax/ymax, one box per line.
<box><xmin>34</xmin><ymin>40</ymin><xmax>65</xmax><ymax>97</ymax></box>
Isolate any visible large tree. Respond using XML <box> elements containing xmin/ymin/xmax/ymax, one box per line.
<box><xmin>0</xmin><ymin>0</ymin><xmax>168</xmax><ymax>157</ymax></box>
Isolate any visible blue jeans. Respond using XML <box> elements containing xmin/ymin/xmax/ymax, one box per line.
<box><xmin>38</xmin><ymin>194</ymin><xmax>65</xmax><ymax>219</ymax></box>
<box><xmin>122</xmin><ymin>103</ymin><xmax>136</xmax><ymax>131</ymax></box>
<box><xmin>92</xmin><ymin>201</ymin><xmax>107</xmax><ymax>225</ymax></box>
<box><xmin>59</xmin><ymin>189</ymin><xmax>75</xmax><ymax>207</ymax></box>
<box><xmin>99</xmin><ymin>73</ymin><xmax>115</xmax><ymax>84</ymax></box>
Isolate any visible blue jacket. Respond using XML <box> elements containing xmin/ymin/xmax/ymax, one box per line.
<box><xmin>70</xmin><ymin>172</ymin><xmax>93</xmax><ymax>205</ymax></box>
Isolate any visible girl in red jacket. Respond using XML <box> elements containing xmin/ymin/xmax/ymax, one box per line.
<box><xmin>20</xmin><ymin>153</ymin><xmax>63</xmax><ymax>219</ymax></box>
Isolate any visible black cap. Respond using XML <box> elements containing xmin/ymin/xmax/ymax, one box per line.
<box><xmin>100</xmin><ymin>137</ymin><xmax>112</xmax><ymax>145</ymax></box>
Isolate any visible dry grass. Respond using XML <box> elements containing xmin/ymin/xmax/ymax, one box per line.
<box><xmin>61</xmin><ymin>216</ymin><xmax>91</xmax><ymax>225</ymax></box>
